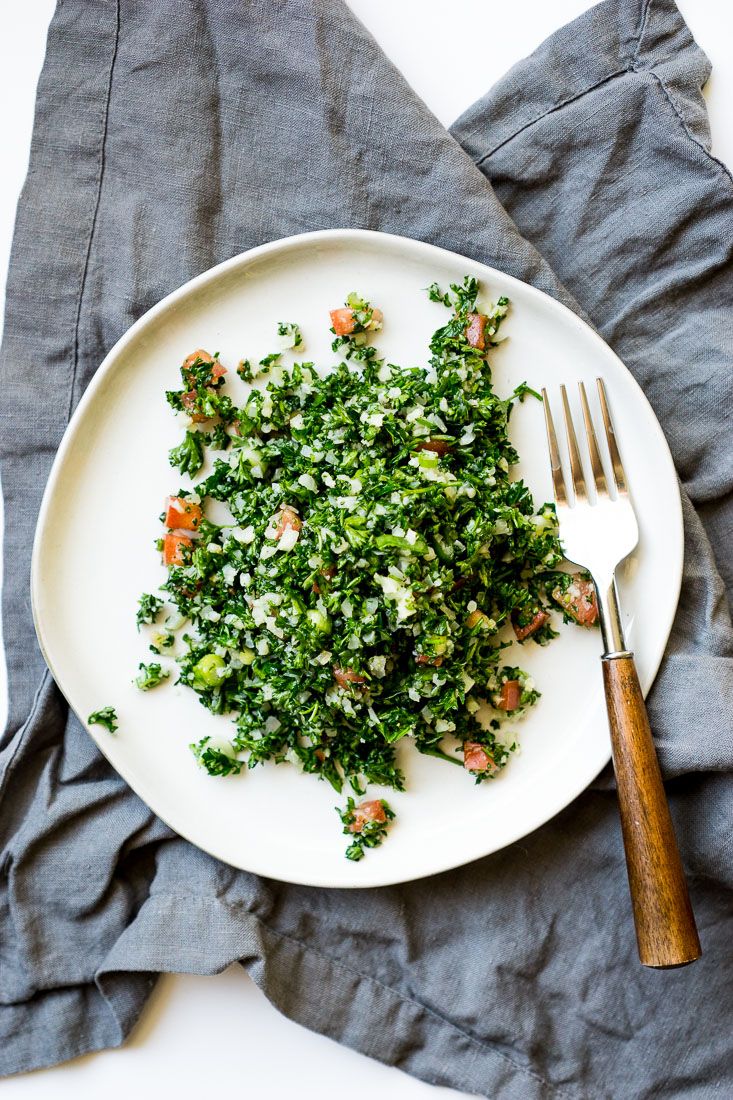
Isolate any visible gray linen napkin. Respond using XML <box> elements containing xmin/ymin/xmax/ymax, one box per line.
<box><xmin>2</xmin><ymin>0</ymin><xmax>732</xmax><ymax>1095</ymax></box>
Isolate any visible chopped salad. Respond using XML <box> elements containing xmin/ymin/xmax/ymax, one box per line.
<box><xmin>128</xmin><ymin>276</ymin><xmax>597</xmax><ymax>859</ymax></box>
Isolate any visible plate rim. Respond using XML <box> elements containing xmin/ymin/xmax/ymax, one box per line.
<box><xmin>30</xmin><ymin>227</ymin><xmax>684</xmax><ymax>887</ymax></box>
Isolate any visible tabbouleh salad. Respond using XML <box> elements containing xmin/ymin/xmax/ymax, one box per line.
<box><xmin>95</xmin><ymin>276</ymin><xmax>599</xmax><ymax>861</ymax></box>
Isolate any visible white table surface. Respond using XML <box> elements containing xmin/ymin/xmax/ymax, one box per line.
<box><xmin>1</xmin><ymin>2</ymin><xmax>730</xmax><ymax>1096</ymax></box>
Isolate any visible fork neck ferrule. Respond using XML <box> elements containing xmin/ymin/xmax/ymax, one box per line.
<box><xmin>597</xmin><ymin>574</ymin><xmax>628</xmax><ymax>657</ymax></box>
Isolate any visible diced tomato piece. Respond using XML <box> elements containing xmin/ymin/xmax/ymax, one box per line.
<box><xmin>275</xmin><ymin>506</ymin><xmax>302</xmax><ymax>539</ymax></box>
<box><xmin>330</xmin><ymin>306</ymin><xmax>382</xmax><ymax>335</ymax></box>
<box><xmin>512</xmin><ymin>609</ymin><xmax>549</xmax><ymax>641</ymax></box>
<box><xmin>466</xmin><ymin>609</ymin><xmax>490</xmax><ymax>629</ymax></box>
<box><xmin>465</xmin><ymin>312</ymin><xmax>487</xmax><ymax>350</ymax></box>
<box><xmin>551</xmin><ymin>578</ymin><xmax>598</xmax><ymax>627</ymax></box>
<box><xmin>181</xmin><ymin>348</ymin><xmax>226</xmax><ymax>388</ymax></box>
<box><xmin>182</xmin><ymin>348</ymin><xmax>215</xmax><ymax>371</ymax></box>
<box><xmin>417</xmin><ymin>654</ymin><xmax>443</xmax><ymax>667</ymax></box>
<box><xmin>333</xmin><ymin>666</ymin><xmax>366</xmax><ymax>690</ymax></box>
<box><xmin>498</xmin><ymin>679</ymin><xmax>521</xmax><ymax>711</ymax></box>
<box><xmin>179</xmin><ymin>350</ymin><xmax>226</xmax><ymax>421</ymax></box>
<box><xmin>181</xmin><ymin>390</ymin><xmax>210</xmax><ymax>422</ymax></box>
<box><xmin>165</xmin><ymin>496</ymin><xmax>202</xmax><ymax>531</ymax></box>
<box><xmin>330</xmin><ymin>308</ymin><xmax>356</xmax><ymax>336</ymax></box>
<box><xmin>416</xmin><ymin>439</ymin><xmax>452</xmax><ymax>456</ymax></box>
<box><xmin>463</xmin><ymin>741</ymin><xmax>497</xmax><ymax>774</ymax></box>
<box><xmin>348</xmin><ymin>799</ymin><xmax>387</xmax><ymax>833</ymax></box>
<box><xmin>163</xmin><ymin>533</ymin><xmax>193</xmax><ymax>566</ymax></box>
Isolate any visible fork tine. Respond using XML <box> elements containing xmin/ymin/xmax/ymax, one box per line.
<box><xmin>596</xmin><ymin>378</ymin><xmax>627</xmax><ymax>495</ymax></box>
<box><xmin>541</xmin><ymin>388</ymin><xmax>568</xmax><ymax>507</ymax></box>
<box><xmin>560</xmin><ymin>385</ymin><xmax>587</xmax><ymax>503</ymax></box>
<box><xmin>578</xmin><ymin>381</ymin><xmax>608</xmax><ymax>497</ymax></box>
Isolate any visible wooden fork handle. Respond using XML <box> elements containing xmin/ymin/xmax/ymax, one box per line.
<box><xmin>602</xmin><ymin>654</ymin><xmax>701</xmax><ymax>968</ymax></box>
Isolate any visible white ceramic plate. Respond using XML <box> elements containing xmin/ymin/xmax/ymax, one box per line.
<box><xmin>31</xmin><ymin>229</ymin><xmax>682</xmax><ymax>888</ymax></box>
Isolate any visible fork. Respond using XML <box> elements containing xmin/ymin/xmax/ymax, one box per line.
<box><xmin>542</xmin><ymin>379</ymin><xmax>701</xmax><ymax>969</ymax></box>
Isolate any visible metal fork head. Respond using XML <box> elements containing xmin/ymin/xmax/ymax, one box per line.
<box><xmin>542</xmin><ymin>379</ymin><xmax>638</xmax><ymax>588</ymax></box>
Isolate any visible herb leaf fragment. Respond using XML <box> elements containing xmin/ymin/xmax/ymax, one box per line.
<box><xmin>137</xmin><ymin>593</ymin><xmax>163</xmax><ymax>629</ymax></box>
<box><xmin>191</xmin><ymin>736</ymin><xmax>243</xmax><ymax>777</ymax></box>
<box><xmin>169</xmin><ymin>430</ymin><xmax>206</xmax><ymax>476</ymax></box>
<box><xmin>135</xmin><ymin>662</ymin><xmax>169</xmax><ymax>691</ymax></box>
<box><xmin>338</xmin><ymin>797</ymin><xmax>395</xmax><ymax>861</ymax></box>
<box><xmin>88</xmin><ymin>706</ymin><xmax>118</xmax><ymax>734</ymax></box>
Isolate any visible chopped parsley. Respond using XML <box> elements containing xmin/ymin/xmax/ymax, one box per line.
<box><xmin>140</xmin><ymin>277</ymin><xmax>580</xmax><ymax>859</ymax></box>
<box><xmin>191</xmin><ymin>736</ymin><xmax>244</xmax><ymax>777</ymax></box>
<box><xmin>427</xmin><ymin>282</ymin><xmax>452</xmax><ymax>307</ymax></box>
<box><xmin>150</xmin><ymin>631</ymin><xmax>175</xmax><ymax>654</ymax></box>
<box><xmin>205</xmin><ymin>423</ymin><xmax>232</xmax><ymax>452</ymax></box>
<box><xmin>137</xmin><ymin>593</ymin><xmax>163</xmax><ymax>629</ymax></box>
<box><xmin>338</xmin><ymin>797</ymin><xmax>395</xmax><ymax>861</ymax></box>
<box><xmin>88</xmin><ymin>706</ymin><xmax>118</xmax><ymax>734</ymax></box>
<box><xmin>135</xmin><ymin>662</ymin><xmax>169</xmax><ymax>691</ymax></box>
<box><xmin>277</xmin><ymin>321</ymin><xmax>304</xmax><ymax>349</ymax></box>
<box><xmin>169</xmin><ymin>430</ymin><xmax>206</xmax><ymax>476</ymax></box>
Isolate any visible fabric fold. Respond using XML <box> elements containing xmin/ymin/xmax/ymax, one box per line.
<box><xmin>453</xmin><ymin>0</ymin><xmax>711</xmax><ymax>163</ymax></box>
